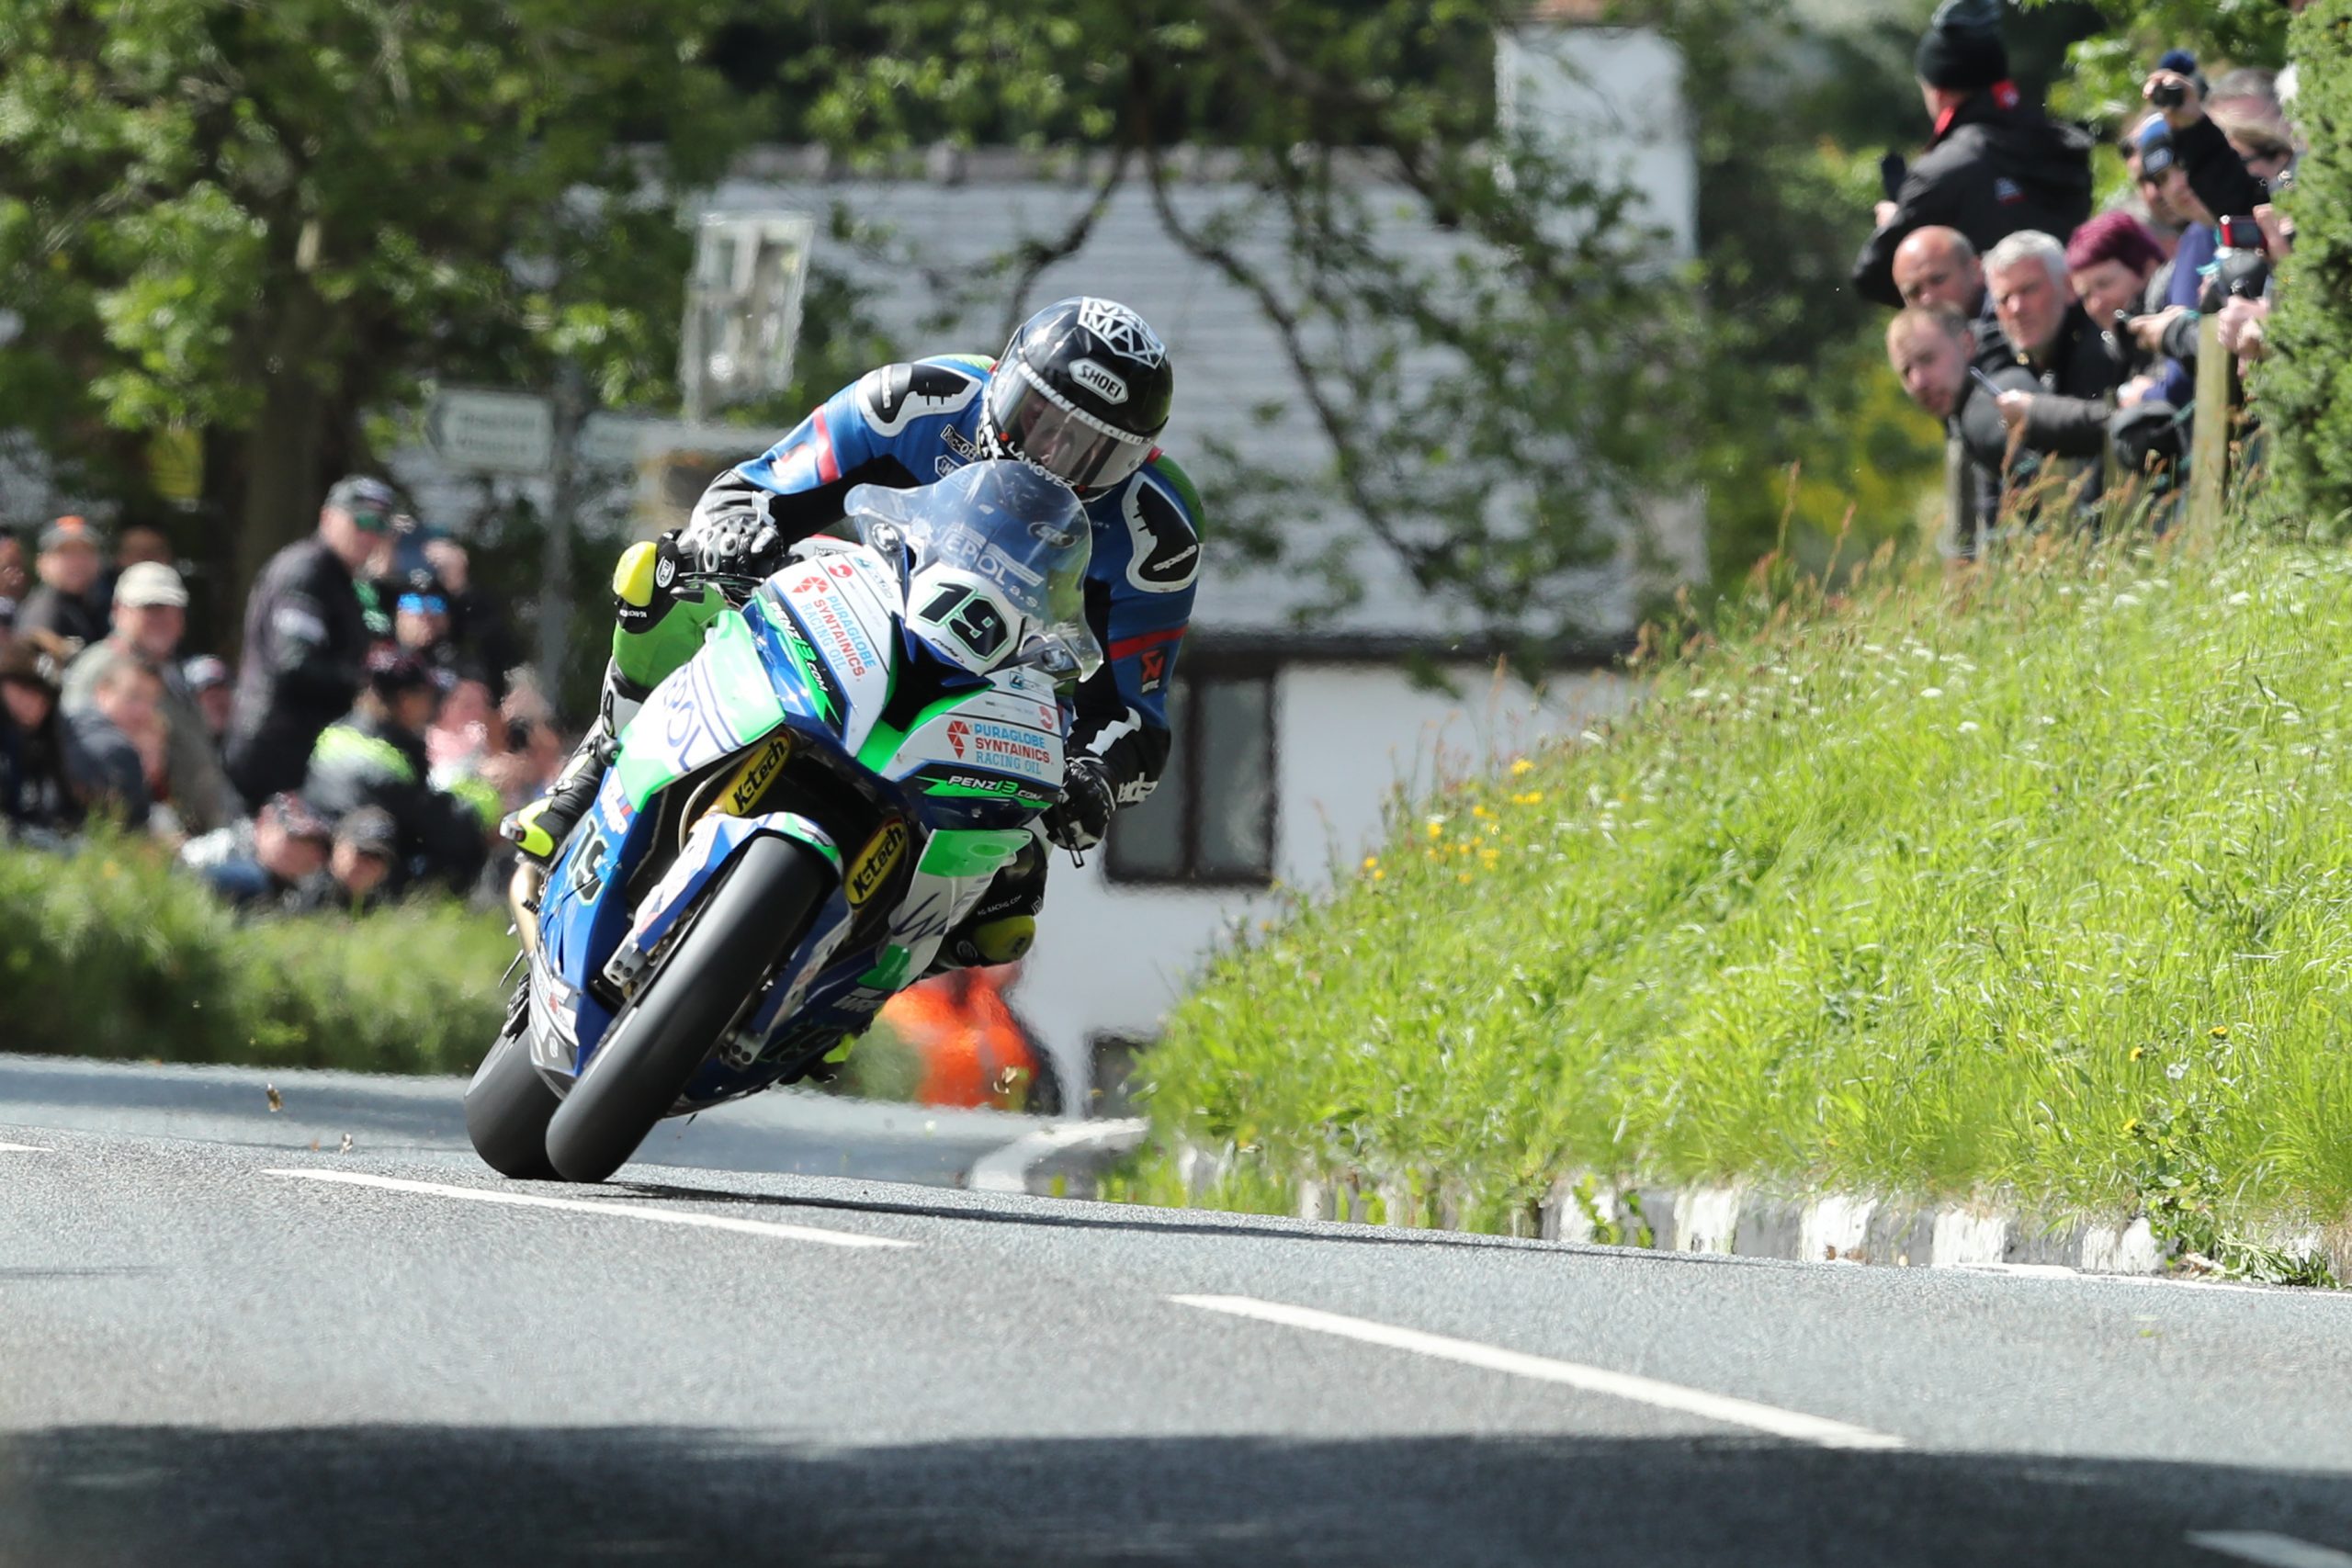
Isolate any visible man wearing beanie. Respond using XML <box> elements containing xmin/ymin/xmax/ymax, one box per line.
<box><xmin>1854</xmin><ymin>0</ymin><xmax>2095</xmax><ymax>309</ymax></box>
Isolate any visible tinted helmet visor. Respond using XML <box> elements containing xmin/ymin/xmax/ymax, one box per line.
<box><xmin>988</xmin><ymin>363</ymin><xmax>1156</xmax><ymax>492</ymax></box>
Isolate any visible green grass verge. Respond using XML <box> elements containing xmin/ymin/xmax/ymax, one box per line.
<box><xmin>0</xmin><ymin>835</ymin><xmax>511</xmax><ymax>1074</ymax></box>
<box><xmin>1119</xmin><ymin>523</ymin><xmax>2352</xmax><ymax>1264</ymax></box>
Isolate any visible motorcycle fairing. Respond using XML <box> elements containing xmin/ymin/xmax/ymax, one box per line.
<box><xmin>524</xmin><ymin>524</ymin><xmax>1076</xmax><ymax>1110</ymax></box>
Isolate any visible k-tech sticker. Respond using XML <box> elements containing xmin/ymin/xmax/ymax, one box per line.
<box><xmin>718</xmin><ymin>735</ymin><xmax>791</xmax><ymax>816</ymax></box>
<box><xmin>845</xmin><ymin>819</ymin><xmax>910</xmax><ymax>907</ymax></box>
<box><xmin>1123</xmin><ymin>480</ymin><xmax>1200</xmax><ymax>592</ymax></box>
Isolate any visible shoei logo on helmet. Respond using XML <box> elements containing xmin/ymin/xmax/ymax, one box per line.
<box><xmin>1076</xmin><ymin>299</ymin><xmax>1166</xmax><ymax>368</ymax></box>
<box><xmin>846</xmin><ymin>818</ymin><xmax>909</xmax><ymax>907</ymax></box>
<box><xmin>1069</xmin><ymin>357</ymin><xmax>1129</xmax><ymax>405</ymax></box>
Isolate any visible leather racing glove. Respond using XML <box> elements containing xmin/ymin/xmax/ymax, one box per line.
<box><xmin>1045</xmin><ymin>755</ymin><xmax>1116</xmax><ymax>852</ymax></box>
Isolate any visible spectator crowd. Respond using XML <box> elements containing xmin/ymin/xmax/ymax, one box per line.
<box><xmin>0</xmin><ymin>475</ymin><xmax>568</xmax><ymax>914</ymax></box>
<box><xmin>1862</xmin><ymin>0</ymin><xmax>2314</xmax><ymax>558</ymax></box>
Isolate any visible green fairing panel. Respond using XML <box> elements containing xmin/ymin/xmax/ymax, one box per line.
<box><xmin>752</xmin><ymin>597</ymin><xmax>836</xmax><ymax>722</ymax></box>
<box><xmin>612</xmin><ymin>610</ymin><xmax>790</xmax><ymax>808</ymax></box>
<box><xmin>918</xmin><ymin>829</ymin><xmax>1033</xmax><ymax>878</ymax></box>
<box><xmin>854</xmin><ymin>687</ymin><xmax>990</xmax><ymax>778</ymax></box>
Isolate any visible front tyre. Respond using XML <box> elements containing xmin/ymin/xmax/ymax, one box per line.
<box><xmin>464</xmin><ymin>1003</ymin><xmax>561</xmax><ymax>1180</ymax></box>
<box><xmin>544</xmin><ymin>834</ymin><xmax>829</xmax><ymax>1184</ymax></box>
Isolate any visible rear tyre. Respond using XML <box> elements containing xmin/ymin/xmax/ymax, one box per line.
<box><xmin>463</xmin><ymin>1008</ymin><xmax>561</xmax><ymax>1180</ymax></box>
<box><xmin>544</xmin><ymin>834</ymin><xmax>829</xmax><ymax>1184</ymax></box>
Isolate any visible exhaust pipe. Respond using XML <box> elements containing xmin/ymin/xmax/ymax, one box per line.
<box><xmin>508</xmin><ymin>859</ymin><xmax>548</xmax><ymax>958</ymax></box>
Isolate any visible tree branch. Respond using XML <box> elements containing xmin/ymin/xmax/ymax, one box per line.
<box><xmin>1136</xmin><ymin>139</ymin><xmax>1443</xmax><ymax>592</ymax></box>
<box><xmin>994</xmin><ymin>143</ymin><xmax>1133</xmax><ymax>343</ymax></box>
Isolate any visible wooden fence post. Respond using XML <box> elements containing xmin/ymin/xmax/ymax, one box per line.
<box><xmin>2188</xmin><ymin>311</ymin><xmax>2230</xmax><ymax>531</ymax></box>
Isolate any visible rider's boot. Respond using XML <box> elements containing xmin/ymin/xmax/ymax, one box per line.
<box><xmin>926</xmin><ymin>836</ymin><xmax>1050</xmax><ymax>976</ymax></box>
<box><xmin>499</xmin><ymin>663</ymin><xmax>649</xmax><ymax>863</ymax></box>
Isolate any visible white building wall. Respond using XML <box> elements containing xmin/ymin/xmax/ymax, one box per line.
<box><xmin>1013</xmin><ymin>660</ymin><xmax>1634</xmax><ymax>1105</ymax></box>
<box><xmin>1498</xmin><ymin>25</ymin><xmax>1698</xmax><ymax>258</ymax></box>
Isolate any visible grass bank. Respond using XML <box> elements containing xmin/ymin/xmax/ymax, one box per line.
<box><xmin>0</xmin><ymin>836</ymin><xmax>511</xmax><ymax>1074</ymax></box>
<box><xmin>1120</xmin><ymin>524</ymin><xmax>2352</xmax><ymax>1258</ymax></box>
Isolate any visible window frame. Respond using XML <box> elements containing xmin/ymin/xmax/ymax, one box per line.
<box><xmin>1103</xmin><ymin>653</ymin><xmax>1278</xmax><ymax>890</ymax></box>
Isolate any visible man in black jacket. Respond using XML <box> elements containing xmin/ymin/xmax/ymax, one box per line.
<box><xmin>300</xmin><ymin>647</ymin><xmax>488</xmax><ymax>896</ymax></box>
<box><xmin>1887</xmin><ymin>305</ymin><xmax>2041</xmax><ymax>558</ymax></box>
<box><xmin>223</xmin><ymin>476</ymin><xmax>391</xmax><ymax>805</ymax></box>
<box><xmin>2141</xmin><ymin>61</ymin><xmax>2276</xmax><ymax>228</ymax></box>
<box><xmin>16</xmin><ymin>517</ymin><xmax>110</xmax><ymax>651</ymax></box>
<box><xmin>1981</xmin><ymin>231</ymin><xmax>2128</xmax><ymax>510</ymax></box>
<box><xmin>1854</xmin><ymin>0</ymin><xmax>2095</xmax><ymax>310</ymax></box>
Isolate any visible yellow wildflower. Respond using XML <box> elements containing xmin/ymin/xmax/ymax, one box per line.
<box><xmin>1510</xmin><ymin>758</ymin><xmax>1535</xmax><ymax>777</ymax></box>
<box><xmin>2208</xmin><ymin>1025</ymin><xmax>2229</xmax><ymax>1040</ymax></box>
<box><xmin>1362</xmin><ymin>854</ymin><xmax>1379</xmax><ymax>872</ymax></box>
<box><xmin>2129</xmin><ymin>1045</ymin><xmax>2146</xmax><ymax>1062</ymax></box>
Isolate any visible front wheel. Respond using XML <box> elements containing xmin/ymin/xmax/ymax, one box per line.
<box><xmin>544</xmin><ymin>834</ymin><xmax>830</xmax><ymax>1183</ymax></box>
<box><xmin>464</xmin><ymin>1003</ymin><xmax>560</xmax><ymax>1179</ymax></box>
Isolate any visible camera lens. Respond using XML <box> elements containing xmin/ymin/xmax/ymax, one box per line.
<box><xmin>2151</xmin><ymin>81</ymin><xmax>2186</xmax><ymax>108</ymax></box>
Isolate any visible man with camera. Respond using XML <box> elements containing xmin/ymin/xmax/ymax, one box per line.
<box><xmin>1853</xmin><ymin>0</ymin><xmax>2093</xmax><ymax>310</ymax></box>
<box><xmin>1886</xmin><ymin>306</ymin><xmax>2041</xmax><ymax>558</ymax></box>
<box><xmin>1981</xmin><ymin>232</ymin><xmax>2126</xmax><ymax>476</ymax></box>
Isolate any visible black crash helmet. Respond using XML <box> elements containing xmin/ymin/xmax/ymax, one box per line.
<box><xmin>984</xmin><ymin>297</ymin><xmax>1173</xmax><ymax>493</ymax></box>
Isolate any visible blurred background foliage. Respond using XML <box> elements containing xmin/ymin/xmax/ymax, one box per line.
<box><xmin>0</xmin><ymin>0</ymin><xmax>2316</xmax><ymax>664</ymax></box>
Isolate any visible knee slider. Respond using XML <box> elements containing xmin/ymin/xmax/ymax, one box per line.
<box><xmin>613</xmin><ymin>540</ymin><xmax>661</xmax><ymax>608</ymax></box>
<box><xmin>970</xmin><ymin>915</ymin><xmax>1036</xmax><ymax>964</ymax></box>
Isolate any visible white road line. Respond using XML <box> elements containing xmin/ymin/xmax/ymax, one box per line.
<box><xmin>0</xmin><ymin>1142</ymin><xmax>51</xmax><ymax>1153</ymax></box>
<box><xmin>968</xmin><ymin>1117</ymin><xmax>1147</xmax><ymax>1193</ymax></box>
<box><xmin>1172</xmin><ymin>1294</ymin><xmax>1905</xmax><ymax>1451</ymax></box>
<box><xmin>263</xmin><ymin>1168</ymin><xmax>911</xmax><ymax>1250</ymax></box>
<box><xmin>2188</xmin><ymin>1531</ymin><xmax>2352</xmax><ymax>1567</ymax></box>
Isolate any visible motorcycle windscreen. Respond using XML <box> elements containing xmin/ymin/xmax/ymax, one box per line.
<box><xmin>845</xmin><ymin>460</ymin><xmax>1103</xmax><ymax>681</ymax></box>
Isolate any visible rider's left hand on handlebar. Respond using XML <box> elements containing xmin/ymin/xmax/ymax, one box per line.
<box><xmin>1046</xmin><ymin>756</ymin><xmax>1115</xmax><ymax>852</ymax></box>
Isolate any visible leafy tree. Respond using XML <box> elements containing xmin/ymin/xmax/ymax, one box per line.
<box><xmin>0</xmin><ymin>0</ymin><xmax>748</xmax><ymax>609</ymax></box>
<box><xmin>704</xmin><ymin>0</ymin><xmax>1716</xmax><ymax>651</ymax></box>
<box><xmin>2263</xmin><ymin>0</ymin><xmax>2352</xmax><ymax>535</ymax></box>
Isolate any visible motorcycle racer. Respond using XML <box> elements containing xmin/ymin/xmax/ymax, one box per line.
<box><xmin>503</xmin><ymin>296</ymin><xmax>1202</xmax><ymax>971</ymax></box>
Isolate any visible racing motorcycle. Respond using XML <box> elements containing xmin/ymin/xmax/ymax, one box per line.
<box><xmin>465</xmin><ymin>460</ymin><xmax>1097</xmax><ymax>1183</ymax></box>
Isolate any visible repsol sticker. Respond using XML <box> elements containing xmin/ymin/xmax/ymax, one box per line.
<box><xmin>846</xmin><ymin>818</ymin><xmax>910</xmax><ymax>907</ymax></box>
<box><xmin>719</xmin><ymin>735</ymin><xmax>791</xmax><ymax>816</ymax></box>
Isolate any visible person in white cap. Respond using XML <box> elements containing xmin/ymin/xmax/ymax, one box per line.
<box><xmin>61</xmin><ymin>559</ymin><xmax>239</xmax><ymax>832</ymax></box>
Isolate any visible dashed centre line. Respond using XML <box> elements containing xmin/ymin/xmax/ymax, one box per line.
<box><xmin>1172</xmin><ymin>1293</ymin><xmax>1906</xmax><ymax>1451</ymax></box>
<box><xmin>263</xmin><ymin>1168</ymin><xmax>912</xmax><ymax>1249</ymax></box>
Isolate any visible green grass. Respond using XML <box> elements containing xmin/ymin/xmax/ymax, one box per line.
<box><xmin>0</xmin><ymin>834</ymin><xmax>512</xmax><ymax>1074</ymax></box>
<box><xmin>1121</xmin><ymin>522</ymin><xmax>2352</xmax><ymax>1254</ymax></box>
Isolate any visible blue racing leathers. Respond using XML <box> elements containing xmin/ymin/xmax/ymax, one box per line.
<box><xmin>682</xmin><ymin>354</ymin><xmax>1203</xmax><ymax>806</ymax></box>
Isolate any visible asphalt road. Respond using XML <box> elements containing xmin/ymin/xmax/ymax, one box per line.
<box><xmin>6</xmin><ymin>1060</ymin><xmax>2352</xmax><ymax>1567</ymax></box>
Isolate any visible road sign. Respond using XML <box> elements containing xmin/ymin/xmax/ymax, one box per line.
<box><xmin>680</xmin><ymin>211</ymin><xmax>815</xmax><ymax>423</ymax></box>
<box><xmin>426</xmin><ymin>389</ymin><xmax>556</xmax><ymax>476</ymax></box>
<box><xmin>576</xmin><ymin>412</ymin><xmax>665</xmax><ymax>469</ymax></box>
